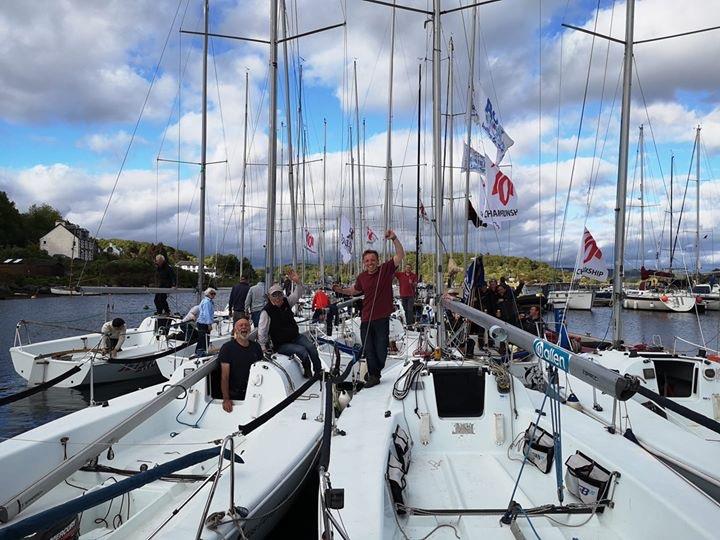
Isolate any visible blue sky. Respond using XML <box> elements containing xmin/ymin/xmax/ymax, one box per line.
<box><xmin>1</xmin><ymin>0</ymin><xmax>720</xmax><ymax>275</ymax></box>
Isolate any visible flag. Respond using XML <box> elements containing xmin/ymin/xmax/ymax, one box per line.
<box><xmin>461</xmin><ymin>256</ymin><xmax>485</xmax><ymax>304</ymax></box>
<box><xmin>467</xmin><ymin>200</ymin><xmax>488</xmax><ymax>228</ymax></box>
<box><xmin>575</xmin><ymin>228</ymin><xmax>608</xmax><ymax>282</ymax></box>
<box><xmin>339</xmin><ymin>216</ymin><xmax>354</xmax><ymax>264</ymax></box>
<box><xmin>482</xmin><ymin>159</ymin><xmax>519</xmax><ymax>222</ymax></box>
<box><xmin>481</xmin><ymin>97</ymin><xmax>514</xmax><ymax>164</ymax></box>
<box><xmin>304</xmin><ymin>229</ymin><xmax>317</xmax><ymax>254</ymax></box>
<box><xmin>419</xmin><ymin>202</ymin><xmax>429</xmax><ymax>222</ymax></box>
<box><xmin>366</xmin><ymin>226</ymin><xmax>378</xmax><ymax>244</ymax></box>
<box><xmin>461</xmin><ymin>143</ymin><xmax>486</xmax><ymax>173</ymax></box>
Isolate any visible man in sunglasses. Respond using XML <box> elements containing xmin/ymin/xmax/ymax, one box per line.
<box><xmin>258</xmin><ymin>269</ymin><xmax>322</xmax><ymax>378</ymax></box>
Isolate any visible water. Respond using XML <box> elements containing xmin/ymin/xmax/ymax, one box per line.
<box><xmin>2</xmin><ymin>296</ymin><xmax>719</xmax><ymax>536</ymax></box>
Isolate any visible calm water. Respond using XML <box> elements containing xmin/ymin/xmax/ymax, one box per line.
<box><xmin>1</xmin><ymin>295</ymin><xmax>719</xmax><ymax>536</ymax></box>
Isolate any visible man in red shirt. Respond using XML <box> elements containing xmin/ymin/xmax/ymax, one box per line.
<box><xmin>395</xmin><ymin>263</ymin><xmax>418</xmax><ymax>325</ymax></box>
<box><xmin>311</xmin><ymin>288</ymin><xmax>331</xmax><ymax>323</ymax></box>
<box><xmin>332</xmin><ymin>230</ymin><xmax>405</xmax><ymax>388</ymax></box>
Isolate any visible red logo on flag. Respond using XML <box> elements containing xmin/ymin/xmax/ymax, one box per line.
<box><xmin>583</xmin><ymin>231</ymin><xmax>602</xmax><ymax>264</ymax></box>
<box><xmin>491</xmin><ymin>171</ymin><xmax>515</xmax><ymax>206</ymax></box>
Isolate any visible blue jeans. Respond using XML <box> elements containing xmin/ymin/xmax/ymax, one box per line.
<box><xmin>360</xmin><ymin>317</ymin><xmax>390</xmax><ymax>378</ymax></box>
<box><xmin>277</xmin><ymin>334</ymin><xmax>322</xmax><ymax>373</ymax></box>
<box><xmin>251</xmin><ymin>310</ymin><xmax>262</xmax><ymax>328</ymax></box>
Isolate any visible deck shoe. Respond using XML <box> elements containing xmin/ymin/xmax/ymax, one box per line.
<box><xmin>364</xmin><ymin>375</ymin><xmax>381</xmax><ymax>388</ymax></box>
<box><xmin>303</xmin><ymin>365</ymin><xmax>313</xmax><ymax>378</ymax></box>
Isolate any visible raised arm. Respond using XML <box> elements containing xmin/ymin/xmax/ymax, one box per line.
<box><xmin>332</xmin><ymin>283</ymin><xmax>361</xmax><ymax>296</ymax></box>
<box><xmin>286</xmin><ymin>269</ymin><xmax>304</xmax><ymax>307</ymax></box>
<box><xmin>386</xmin><ymin>229</ymin><xmax>405</xmax><ymax>268</ymax></box>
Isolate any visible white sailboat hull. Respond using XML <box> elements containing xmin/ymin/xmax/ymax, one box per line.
<box><xmin>322</xmin><ymin>360</ymin><xmax>720</xmax><ymax>539</ymax></box>
<box><xmin>0</xmin><ymin>354</ymin><xmax>326</xmax><ymax>539</ymax></box>
<box><xmin>547</xmin><ymin>290</ymin><xmax>594</xmax><ymax>310</ymax></box>
<box><xmin>622</xmin><ymin>290</ymin><xmax>698</xmax><ymax>312</ymax></box>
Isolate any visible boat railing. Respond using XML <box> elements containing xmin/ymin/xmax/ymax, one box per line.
<box><xmin>195</xmin><ymin>434</ymin><xmax>238</xmax><ymax>539</ymax></box>
<box><xmin>671</xmin><ymin>335</ymin><xmax>720</xmax><ymax>356</ymax></box>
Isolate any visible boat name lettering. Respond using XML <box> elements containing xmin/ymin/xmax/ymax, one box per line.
<box><xmin>532</xmin><ymin>339</ymin><xmax>571</xmax><ymax>372</ymax></box>
<box><xmin>452</xmin><ymin>422</ymin><xmax>475</xmax><ymax>435</ymax></box>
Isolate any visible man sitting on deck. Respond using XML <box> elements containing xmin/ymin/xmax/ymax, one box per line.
<box><xmin>101</xmin><ymin>318</ymin><xmax>126</xmax><ymax>358</ymax></box>
<box><xmin>258</xmin><ymin>269</ymin><xmax>322</xmax><ymax>378</ymax></box>
<box><xmin>220</xmin><ymin>318</ymin><xmax>263</xmax><ymax>413</ymax></box>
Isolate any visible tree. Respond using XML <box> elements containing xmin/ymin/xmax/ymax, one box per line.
<box><xmin>23</xmin><ymin>203</ymin><xmax>62</xmax><ymax>244</ymax></box>
<box><xmin>0</xmin><ymin>192</ymin><xmax>27</xmax><ymax>247</ymax></box>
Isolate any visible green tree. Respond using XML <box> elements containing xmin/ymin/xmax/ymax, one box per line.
<box><xmin>0</xmin><ymin>192</ymin><xmax>27</xmax><ymax>247</ymax></box>
<box><xmin>23</xmin><ymin>203</ymin><xmax>63</xmax><ymax>244</ymax></box>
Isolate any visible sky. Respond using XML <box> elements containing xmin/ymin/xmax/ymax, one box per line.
<box><xmin>1</xmin><ymin>0</ymin><xmax>720</xmax><ymax>277</ymax></box>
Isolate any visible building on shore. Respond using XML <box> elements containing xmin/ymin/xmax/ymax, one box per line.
<box><xmin>39</xmin><ymin>220</ymin><xmax>97</xmax><ymax>261</ymax></box>
<box><xmin>177</xmin><ymin>260</ymin><xmax>217</xmax><ymax>278</ymax></box>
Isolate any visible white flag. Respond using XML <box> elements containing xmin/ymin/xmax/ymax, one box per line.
<box><xmin>481</xmin><ymin>97</ymin><xmax>514</xmax><ymax>164</ymax></box>
<box><xmin>461</xmin><ymin>143</ymin><xmax>486</xmax><ymax>173</ymax></box>
<box><xmin>575</xmin><ymin>228</ymin><xmax>608</xmax><ymax>282</ymax></box>
<box><xmin>339</xmin><ymin>216</ymin><xmax>354</xmax><ymax>264</ymax></box>
<box><xmin>304</xmin><ymin>228</ymin><xmax>317</xmax><ymax>254</ymax></box>
<box><xmin>481</xmin><ymin>159</ymin><xmax>518</xmax><ymax>222</ymax></box>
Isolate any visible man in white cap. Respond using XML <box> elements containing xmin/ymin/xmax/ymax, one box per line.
<box><xmin>258</xmin><ymin>269</ymin><xmax>321</xmax><ymax>377</ymax></box>
<box><xmin>196</xmin><ymin>287</ymin><xmax>216</xmax><ymax>354</ymax></box>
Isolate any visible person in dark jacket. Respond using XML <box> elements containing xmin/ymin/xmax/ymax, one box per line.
<box><xmin>257</xmin><ymin>269</ymin><xmax>321</xmax><ymax>377</ymax></box>
<box><xmin>521</xmin><ymin>305</ymin><xmax>545</xmax><ymax>337</ymax></box>
<box><xmin>154</xmin><ymin>254</ymin><xmax>176</xmax><ymax>315</ymax></box>
<box><xmin>228</xmin><ymin>275</ymin><xmax>251</xmax><ymax>323</ymax></box>
<box><xmin>495</xmin><ymin>283</ymin><xmax>520</xmax><ymax>327</ymax></box>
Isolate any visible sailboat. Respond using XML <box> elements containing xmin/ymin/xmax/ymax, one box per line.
<box><xmin>318</xmin><ymin>2</ymin><xmax>720</xmax><ymax>539</ymax></box>
<box><xmin>0</xmin><ymin>2</ymin><xmax>343</xmax><ymax>538</ymax></box>
<box><xmin>622</xmin><ymin>126</ymin><xmax>699</xmax><ymax>312</ymax></box>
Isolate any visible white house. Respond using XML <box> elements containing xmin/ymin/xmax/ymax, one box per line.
<box><xmin>177</xmin><ymin>260</ymin><xmax>217</xmax><ymax>278</ymax></box>
<box><xmin>40</xmin><ymin>220</ymin><xmax>97</xmax><ymax>261</ymax></box>
<box><xmin>104</xmin><ymin>242</ymin><xmax>124</xmax><ymax>256</ymax></box>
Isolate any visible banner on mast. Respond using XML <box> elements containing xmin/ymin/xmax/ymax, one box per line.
<box><xmin>304</xmin><ymin>229</ymin><xmax>317</xmax><ymax>254</ymax></box>
<box><xmin>366</xmin><ymin>226</ymin><xmax>378</xmax><ymax>244</ymax></box>
<box><xmin>575</xmin><ymin>228</ymin><xmax>609</xmax><ymax>282</ymax></box>
<box><xmin>461</xmin><ymin>143</ymin><xmax>486</xmax><ymax>173</ymax></box>
<box><xmin>480</xmin><ymin>97</ymin><xmax>514</xmax><ymax>164</ymax></box>
<box><xmin>482</xmin><ymin>159</ymin><xmax>518</xmax><ymax>223</ymax></box>
<box><xmin>339</xmin><ymin>216</ymin><xmax>354</xmax><ymax>264</ymax></box>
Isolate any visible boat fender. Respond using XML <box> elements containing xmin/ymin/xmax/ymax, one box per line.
<box><xmin>494</xmin><ymin>412</ymin><xmax>505</xmax><ymax>445</ymax></box>
<box><xmin>419</xmin><ymin>412</ymin><xmax>431</xmax><ymax>445</ymax></box>
<box><xmin>187</xmin><ymin>388</ymin><xmax>198</xmax><ymax>415</ymax></box>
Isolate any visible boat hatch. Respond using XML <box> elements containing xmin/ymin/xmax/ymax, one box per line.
<box><xmin>429</xmin><ymin>366</ymin><xmax>484</xmax><ymax>418</ymax></box>
<box><xmin>653</xmin><ymin>360</ymin><xmax>697</xmax><ymax>398</ymax></box>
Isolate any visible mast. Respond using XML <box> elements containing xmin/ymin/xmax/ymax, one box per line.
<box><xmin>240</xmin><ymin>70</ymin><xmax>249</xmax><ymax>278</ymax></box>
<box><xmin>299</xmin><ymin>64</ymin><xmax>306</xmax><ymax>280</ymax></box>
<box><xmin>264</xmin><ymin>0</ymin><xmax>279</xmax><ymax>290</ymax></box>
<box><xmin>353</xmin><ymin>61</ymin><xmax>363</xmax><ymax>251</ymax></box>
<box><xmin>350</xmin><ymin>126</ymin><xmax>358</xmax><ymax>274</ymax></box>
<box><xmin>280</xmin><ymin>0</ymin><xmax>297</xmax><ymax>270</ymax></box>
<box><xmin>197</xmin><ymin>0</ymin><xmax>209</xmax><ymax>297</ymax></box>
<box><xmin>640</xmin><ymin>125</ymin><xmax>645</xmax><ymax>270</ymax></box>
<box><xmin>320</xmin><ymin>118</ymin><xmax>327</xmax><ymax>286</ymax></box>
<box><xmin>416</xmin><ymin>63</ymin><xmax>422</xmax><ymax>279</ymax></box>
<box><xmin>383</xmin><ymin>1</ymin><xmax>396</xmax><ymax>256</ymax></box>
<box><xmin>611</xmin><ymin>0</ymin><xmax>635</xmax><ymax>348</ymax></box>
<box><xmin>463</xmin><ymin>6</ymin><xmax>477</xmax><ymax>269</ymax></box>
<box><xmin>432</xmin><ymin>0</ymin><xmax>445</xmax><ymax>347</ymax></box>
<box><xmin>695</xmin><ymin>126</ymin><xmax>701</xmax><ymax>279</ymax></box>
<box><xmin>447</xmin><ymin>37</ymin><xmax>454</xmax><ymax>256</ymax></box>
<box><xmin>669</xmin><ymin>153</ymin><xmax>674</xmax><ymax>270</ymax></box>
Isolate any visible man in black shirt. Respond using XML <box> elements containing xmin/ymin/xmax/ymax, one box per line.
<box><xmin>220</xmin><ymin>318</ymin><xmax>263</xmax><ymax>412</ymax></box>
<box><xmin>154</xmin><ymin>254</ymin><xmax>176</xmax><ymax>315</ymax></box>
<box><xmin>228</xmin><ymin>275</ymin><xmax>251</xmax><ymax>323</ymax></box>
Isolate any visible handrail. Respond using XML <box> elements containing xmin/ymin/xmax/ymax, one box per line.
<box><xmin>672</xmin><ymin>335</ymin><xmax>719</xmax><ymax>356</ymax></box>
<box><xmin>0</xmin><ymin>356</ymin><xmax>219</xmax><ymax>523</ymax></box>
<box><xmin>195</xmin><ymin>435</ymin><xmax>237</xmax><ymax>539</ymax></box>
